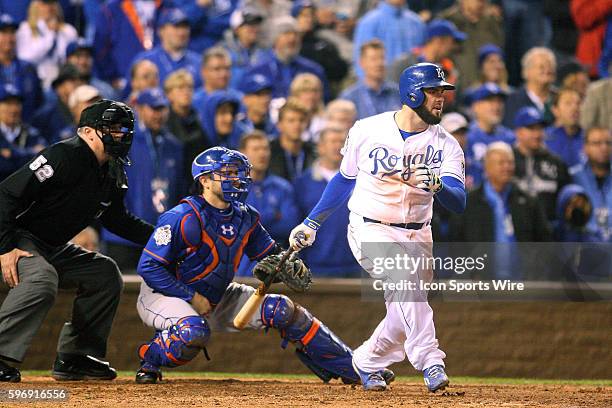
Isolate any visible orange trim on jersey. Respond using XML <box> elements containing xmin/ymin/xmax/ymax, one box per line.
<box><xmin>121</xmin><ymin>0</ymin><xmax>145</xmax><ymax>47</ymax></box>
<box><xmin>251</xmin><ymin>240</ymin><xmax>275</xmax><ymax>261</ymax></box>
<box><xmin>180</xmin><ymin>213</ymin><xmax>196</xmax><ymax>247</ymax></box>
<box><xmin>186</xmin><ymin>228</ymin><xmax>219</xmax><ymax>283</ymax></box>
<box><xmin>219</xmin><ymin>235</ymin><xmax>236</xmax><ymax>246</ymax></box>
<box><xmin>232</xmin><ymin>217</ymin><xmax>260</xmax><ymax>271</ymax></box>
<box><xmin>144</xmin><ymin>248</ymin><xmax>170</xmax><ymax>264</ymax></box>
<box><xmin>301</xmin><ymin>319</ymin><xmax>320</xmax><ymax>346</ymax></box>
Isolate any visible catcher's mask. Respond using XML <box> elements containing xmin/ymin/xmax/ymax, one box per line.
<box><xmin>192</xmin><ymin>146</ymin><xmax>252</xmax><ymax>203</ymax></box>
<box><xmin>79</xmin><ymin>99</ymin><xmax>135</xmax><ymax>164</ymax></box>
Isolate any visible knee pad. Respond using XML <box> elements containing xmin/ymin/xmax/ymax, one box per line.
<box><xmin>261</xmin><ymin>296</ymin><xmax>358</xmax><ymax>384</ymax></box>
<box><xmin>139</xmin><ymin>316</ymin><xmax>210</xmax><ymax>368</ymax></box>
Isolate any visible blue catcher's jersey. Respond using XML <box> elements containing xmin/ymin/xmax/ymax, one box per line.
<box><xmin>137</xmin><ymin>195</ymin><xmax>276</xmax><ymax>304</ymax></box>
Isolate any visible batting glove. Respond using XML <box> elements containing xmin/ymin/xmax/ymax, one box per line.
<box><xmin>289</xmin><ymin>222</ymin><xmax>317</xmax><ymax>250</ymax></box>
<box><xmin>413</xmin><ymin>163</ymin><xmax>443</xmax><ymax>193</ymax></box>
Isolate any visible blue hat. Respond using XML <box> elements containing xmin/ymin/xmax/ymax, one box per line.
<box><xmin>514</xmin><ymin>107</ymin><xmax>546</xmax><ymax>128</ymax></box>
<box><xmin>66</xmin><ymin>38</ymin><xmax>93</xmax><ymax>58</ymax></box>
<box><xmin>478</xmin><ymin>44</ymin><xmax>504</xmax><ymax>66</ymax></box>
<box><xmin>239</xmin><ymin>73</ymin><xmax>272</xmax><ymax>94</ymax></box>
<box><xmin>157</xmin><ymin>8</ymin><xmax>189</xmax><ymax>27</ymax></box>
<box><xmin>468</xmin><ymin>82</ymin><xmax>507</xmax><ymax>104</ymax></box>
<box><xmin>426</xmin><ymin>19</ymin><xmax>467</xmax><ymax>42</ymax></box>
<box><xmin>291</xmin><ymin>0</ymin><xmax>315</xmax><ymax>18</ymax></box>
<box><xmin>0</xmin><ymin>14</ymin><xmax>17</xmax><ymax>30</ymax></box>
<box><xmin>0</xmin><ymin>83</ymin><xmax>22</xmax><ymax>102</ymax></box>
<box><xmin>136</xmin><ymin>88</ymin><xmax>169</xmax><ymax>108</ymax></box>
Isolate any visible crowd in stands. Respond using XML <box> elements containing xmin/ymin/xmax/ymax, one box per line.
<box><xmin>1</xmin><ymin>0</ymin><xmax>611</xmax><ymax>279</ymax></box>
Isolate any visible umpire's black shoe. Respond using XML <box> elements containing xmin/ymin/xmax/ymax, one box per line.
<box><xmin>0</xmin><ymin>360</ymin><xmax>21</xmax><ymax>382</ymax></box>
<box><xmin>52</xmin><ymin>353</ymin><xmax>117</xmax><ymax>381</ymax></box>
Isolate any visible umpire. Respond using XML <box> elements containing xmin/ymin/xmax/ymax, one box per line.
<box><xmin>0</xmin><ymin>100</ymin><xmax>154</xmax><ymax>382</ymax></box>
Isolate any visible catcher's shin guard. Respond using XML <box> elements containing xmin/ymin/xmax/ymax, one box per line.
<box><xmin>138</xmin><ymin>316</ymin><xmax>210</xmax><ymax>368</ymax></box>
<box><xmin>261</xmin><ymin>294</ymin><xmax>359</xmax><ymax>383</ymax></box>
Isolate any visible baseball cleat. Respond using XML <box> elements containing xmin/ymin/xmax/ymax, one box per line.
<box><xmin>135</xmin><ymin>362</ymin><xmax>162</xmax><ymax>384</ymax></box>
<box><xmin>352</xmin><ymin>360</ymin><xmax>388</xmax><ymax>391</ymax></box>
<box><xmin>423</xmin><ymin>364</ymin><xmax>449</xmax><ymax>392</ymax></box>
<box><xmin>52</xmin><ymin>353</ymin><xmax>117</xmax><ymax>381</ymax></box>
<box><xmin>381</xmin><ymin>368</ymin><xmax>395</xmax><ymax>385</ymax></box>
<box><xmin>0</xmin><ymin>360</ymin><xmax>21</xmax><ymax>382</ymax></box>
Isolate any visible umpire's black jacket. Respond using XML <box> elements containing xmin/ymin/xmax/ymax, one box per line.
<box><xmin>449</xmin><ymin>182</ymin><xmax>552</xmax><ymax>242</ymax></box>
<box><xmin>0</xmin><ymin>137</ymin><xmax>153</xmax><ymax>255</ymax></box>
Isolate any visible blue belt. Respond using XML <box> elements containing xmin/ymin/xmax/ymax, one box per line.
<box><xmin>363</xmin><ymin>217</ymin><xmax>429</xmax><ymax>230</ymax></box>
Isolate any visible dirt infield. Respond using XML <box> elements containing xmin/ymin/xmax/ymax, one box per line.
<box><xmin>0</xmin><ymin>376</ymin><xmax>609</xmax><ymax>408</ymax></box>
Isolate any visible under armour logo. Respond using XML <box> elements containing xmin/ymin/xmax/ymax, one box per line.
<box><xmin>220</xmin><ymin>224</ymin><xmax>235</xmax><ymax>236</ymax></box>
<box><xmin>436</xmin><ymin>67</ymin><xmax>445</xmax><ymax>80</ymax></box>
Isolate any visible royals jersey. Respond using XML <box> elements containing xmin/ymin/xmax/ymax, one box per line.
<box><xmin>340</xmin><ymin>111</ymin><xmax>465</xmax><ymax>224</ymax></box>
<box><xmin>137</xmin><ymin>195</ymin><xmax>275</xmax><ymax>304</ymax></box>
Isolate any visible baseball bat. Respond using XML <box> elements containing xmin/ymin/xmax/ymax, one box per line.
<box><xmin>233</xmin><ymin>241</ymin><xmax>301</xmax><ymax>329</ymax></box>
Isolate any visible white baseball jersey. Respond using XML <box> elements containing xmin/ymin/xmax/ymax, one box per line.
<box><xmin>340</xmin><ymin>111</ymin><xmax>465</xmax><ymax>224</ymax></box>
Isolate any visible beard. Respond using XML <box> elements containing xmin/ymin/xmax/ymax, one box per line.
<box><xmin>414</xmin><ymin>104</ymin><xmax>442</xmax><ymax>125</ymax></box>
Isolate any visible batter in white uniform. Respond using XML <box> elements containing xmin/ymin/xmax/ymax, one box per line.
<box><xmin>290</xmin><ymin>63</ymin><xmax>466</xmax><ymax>392</ymax></box>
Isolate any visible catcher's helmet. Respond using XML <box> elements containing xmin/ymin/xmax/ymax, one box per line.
<box><xmin>399</xmin><ymin>63</ymin><xmax>455</xmax><ymax>109</ymax></box>
<box><xmin>192</xmin><ymin>146</ymin><xmax>252</xmax><ymax>202</ymax></box>
<box><xmin>79</xmin><ymin>99</ymin><xmax>135</xmax><ymax>162</ymax></box>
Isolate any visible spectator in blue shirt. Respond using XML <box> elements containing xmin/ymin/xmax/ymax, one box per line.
<box><xmin>545</xmin><ymin>87</ymin><xmax>585</xmax><ymax>169</ymax></box>
<box><xmin>235</xmin><ymin>130</ymin><xmax>300</xmax><ymax>276</ymax></box>
<box><xmin>31</xmin><ymin>64</ymin><xmax>83</xmax><ymax>144</ymax></box>
<box><xmin>0</xmin><ymin>84</ymin><xmax>46</xmax><ymax>181</ymax></box>
<box><xmin>65</xmin><ymin>39</ymin><xmax>117</xmax><ymax>100</ymax></box>
<box><xmin>442</xmin><ymin>112</ymin><xmax>482</xmax><ymax>191</ymax></box>
<box><xmin>553</xmin><ymin>184</ymin><xmax>598</xmax><ymax>242</ymax></box>
<box><xmin>219</xmin><ymin>7</ymin><xmax>267</xmax><ymax>90</ymax></box>
<box><xmin>294</xmin><ymin>125</ymin><xmax>362</xmax><ymax>277</ymax></box>
<box><xmin>102</xmin><ymin>87</ymin><xmax>184</xmax><ymax>270</ymax></box>
<box><xmin>174</xmin><ymin>0</ymin><xmax>239</xmax><ymax>54</ymax></box>
<box><xmin>339</xmin><ymin>39</ymin><xmax>400</xmax><ymax>120</ymax></box>
<box><xmin>466</xmin><ymin>83</ymin><xmax>515</xmax><ymax>163</ymax></box>
<box><xmin>192</xmin><ymin>47</ymin><xmax>242</xmax><ymax>115</ymax></box>
<box><xmin>200</xmin><ymin>90</ymin><xmax>249</xmax><ymax>150</ymax></box>
<box><xmin>239</xmin><ymin>73</ymin><xmax>276</xmax><ymax>136</ymax></box>
<box><xmin>244</xmin><ymin>16</ymin><xmax>329</xmax><ymax>101</ymax></box>
<box><xmin>0</xmin><ymin>14</ymin><xmax>43</xmax><ymax>120</ymax></box>
<box><xmin>93</xmin><ymin>0</ymin><xmax>168</xmax><ymax>87</ymax></box>
<box><xmin>132</xmin><ymin>9</ymin><xmax>202</xmax><ymax>90</ymax></box>
<box><xmin>571</xmin><ymin>127</ymin><xmax>612</xmax><ymax>242</ymax></box>
<box><xmin>352</xmin><ymin>0</ymin><xmax>426</xmax><ymax>78</ymax></box>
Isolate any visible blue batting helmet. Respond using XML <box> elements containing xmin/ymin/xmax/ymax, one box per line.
<box><xmin>192</xmin><ymin>146</ymin><xmax>252</xmax><ymax>202</ymax></box>
<box><xmin>399</xmin><ymin>63</ymin><xmax>455</xmax><ymax>109</ymax></box>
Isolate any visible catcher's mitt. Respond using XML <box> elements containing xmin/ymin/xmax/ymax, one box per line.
<box><xmin>253</xmin><ymin>251</ymin><xmax>312</xmax><ymax>292</ymax></box>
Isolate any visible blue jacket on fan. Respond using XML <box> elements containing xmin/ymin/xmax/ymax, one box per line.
<box><xmin>571</xmin><ymin>163</ymin><xmax>612</xmax><ymax>242</ymax></box>
<box><xmin>293</xmin><ymin>164</ymin><xmax>361</xmax><ymax>277</ymax></box>
<box><xmin>132</xmin><ymin>46</ymin><xmax>203</xmax><ymax>89</ymax></box>
<box><xmin>102</xmin><ymin>122</ymin><xmax>185</xmax><ymax>247</ymax></box>
<box><xmin>197</xmin><ymin>90</ymin><xmax>251</xmax><ymax>150</ymax></box>
<box><xmin>0</xmin><ymin>59</ymin><xmax>43</xmax><ymax>120</ymax></box>
<box><xmin>137</xmin><ymin>195</ymin><xmax>275</xmax><ymax>303</ymax></box>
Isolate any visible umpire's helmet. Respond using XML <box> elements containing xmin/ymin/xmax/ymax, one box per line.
<box><xmin>399</xmin><ymin>63</ymin><xmax>455</xmax><ymax>109</ymax></box>
<box><xmin>79</xmin><ymin>99</ymin><xmax>135</xmax><ymax>162</ymax></box>
<box><xmin>192</xmin><ymin>147</ymin><xmax>252</xmax><ymax>202</ymax></box>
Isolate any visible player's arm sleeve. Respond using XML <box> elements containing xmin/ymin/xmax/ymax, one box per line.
<box><xmin>436</xmin><ymin>176</ymin><xmax>466</xmax><ymax>214</ymax></box>
<box><xmin>137</xmin><ymin>212</ymin><xmax>197</xmax><ymax>302</ymax></box>
<box><xmin>303</xmin><ymin>172</ymin><xmax>356</xmax><ymax>230</ymax></box>
<box><xmin>244</xmin><ymin>208</ymin><xmax>277</xmax><ymax>261</ymax></box>
<box><xmin>100</xmin><ymin>188</ymin><xmax>155</xmax><ymax>246</ymax></box>
<box><xmin>0</xmin><ymin>147</ymin><xmax>68</xmax><ymax>254</ymax></box>
<box><xmin>435</xmin><ymin>138</ymin><xmax>467</xmax><ymax>214</ymax></box>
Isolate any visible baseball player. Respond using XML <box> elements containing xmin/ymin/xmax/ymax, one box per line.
<box><xmin>290</xmin><ymin>63</ymin><xmax>466</xmax><ymax>392</ymax></box>
<box><xmin>133</xmin><ymin>146</ymin><xmax>394</xmax><ymax>385</ymax></box>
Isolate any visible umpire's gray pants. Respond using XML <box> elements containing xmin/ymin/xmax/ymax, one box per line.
<box><xmin>0</xmin><ymin>231</ymin><xmax>123</xmax><ymax>363</ymax></box>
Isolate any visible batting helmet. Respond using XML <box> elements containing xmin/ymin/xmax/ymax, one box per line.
<box><xmin>399</xmin><ymin>63</ymin><xmax>455</xmax><ymax>109</ymax></box>
<box><xmin>192</xmin><ymin>146</ymin><xmax>252</xmax><ymax>202</ymax></box>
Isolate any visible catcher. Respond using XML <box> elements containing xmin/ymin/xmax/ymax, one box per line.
<box><xmin>134</xmin><ymin>146</ymin><xmax>394</xmax><ymax>385</ymax></box>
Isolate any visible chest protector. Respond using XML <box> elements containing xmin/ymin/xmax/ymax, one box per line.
<box><xmin>176</xmin><ymin>196</ymin><xmax>259</xmax><ymax>304</ymax></box>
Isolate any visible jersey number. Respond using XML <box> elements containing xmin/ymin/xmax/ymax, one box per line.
<box><xmin>29</xmin><ymin>155</ymin><xmax>54</xmax><ymax>182</ymax></box>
